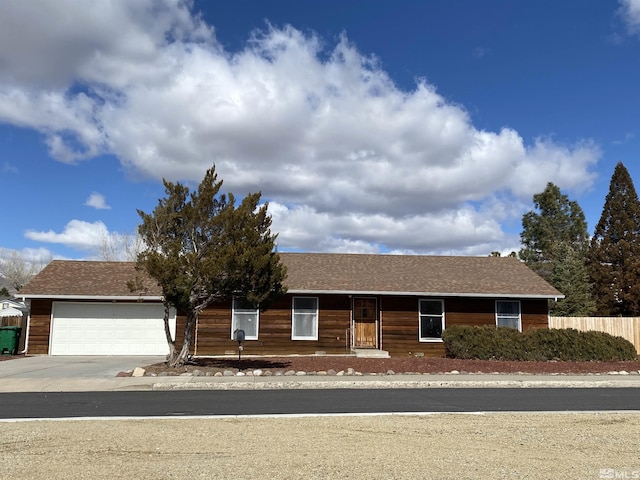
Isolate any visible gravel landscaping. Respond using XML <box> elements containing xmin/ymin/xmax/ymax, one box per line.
<box><xmin>139</xmin><ymin>356</ymin><xmax>640</xmax><ymax>377</ymax></box>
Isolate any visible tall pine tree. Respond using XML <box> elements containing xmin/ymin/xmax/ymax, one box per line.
<box><xmin>520</xmin><ymin>182</ymin><xmax>589</xmax><ymax>282</ymax></box>
<box><xmin>587</xmin><ymin>162</ymin><xmax>640</xmax><ymax>316</ymax></box>
<box><xmin>550</xmin><ymin>242</ymin><xmax>595</xmax><ymax>316</ymax></box>
<box><xmin>519</xmin><ymin>182</ymin><xmax>593</xmax><ymax>315</ymax></box>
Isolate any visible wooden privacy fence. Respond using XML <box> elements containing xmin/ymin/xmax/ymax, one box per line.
<box><xmin>0</xmin><ymin>316</ymin><xmax>23</xmax><ymax>327</ymax></box>
<box><xmin>549</xmin><ymin>316</ymin><xmax>640</xmax><ymax>355</ymax></box>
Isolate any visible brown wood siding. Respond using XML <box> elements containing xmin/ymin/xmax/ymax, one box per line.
<box><xmin>521</xmin><ymin>299</ymin><xmax>549</xmax><ymax>330</ymax></box>
<box><xmin>381</xmin><ymin>296</ymin><xmax>442</xmax><ymax>357</ymax></box>
<box><xmin>25</xmin><ymin>294</ymin><xmax>549</xmax><ymax>357</ymax></box>
<box><xmin>381</xmin><ymin>296</ymin><xmax>550</xmax><ymax>357</ymax></box>
<box><xmin>174</xmin><ymin>311</ymin><xmax>189</xmax><ymax>352</ymax></box>
<box><xmin>27</xmin><ymin>299</ymin><xmax>53</xmax><ymax>354</ymax></box>
<box><xmin>195</xmin><ymin>294</ymin><xmax>352</xmax><ymax>356</ymax></box>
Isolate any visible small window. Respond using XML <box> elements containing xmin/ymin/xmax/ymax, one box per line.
<box><xmin>292</xmin><ymin>297</ymin><xmax>319</xmax><ymax>340</ymax></box>
<box><xmin>419</xmin><ymin>299</ymin><xmax>444</xmax><ymax>341</ymax></box>
<box><xmin>496</xmin><ymin>301</ymin><xmax>521</xmax><ymax>331</ymax></box>
<box><xmin>1</xmin><ymin>302</ymin><xmax>8</xmax><ymax>309</ymax></box>
<box><xmin>231</xmin><ymin>298</ymin><xmax>259</xmax><ymax>340</ymax></box>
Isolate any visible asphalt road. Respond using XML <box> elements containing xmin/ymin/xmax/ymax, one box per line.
<box><xmin>1</xmin><ymin>388</ymin><xmax>639</xmax><ymax>419</ymax></box>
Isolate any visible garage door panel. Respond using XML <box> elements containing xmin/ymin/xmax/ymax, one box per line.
<box><xmin>51</xmin><ymin>302</ymin><xmax>175</xmax><ymax>356</ymax></box>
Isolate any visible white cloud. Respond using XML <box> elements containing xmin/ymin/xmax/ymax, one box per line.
<box><xmin>25</xmin><ymin>220</ymin><xmax>109</xmax><ymax>251</ymax></box>
<box><xmin>85</xmin><ymin>192</ymin><xmax>111</xmax><ymax>210</ymax></box>
<box><xmin>2</xmin><ymin>162</ymin><xmax>18</xmax><ymax>174</ymax></box>
<box><xmin>619</xmin><ymin>0</ymin><xmax>640</xmax><ymax>35</ymax></box>
<box><xmin>612</xmin><ymin>132</ymin><xmax>635</xmax><ymax>145</ymax></box>
<box><xmin>24</xmin><ymin>220</ymin><xmax>142</xmax><ymax>260</ymax></box>
<box><xmin>0</xmin><ymin>247</ymin><xmax>57</xmax><ymax>266</ymax></box>
<box><xmin>0</xmin><ymin>1</ymin><xmax>601</xmax><ymax>254</ymax></box>
<box><xmin>473</xmin><ymin>46</ymin><xmax>489</xmax><ymax>59</ymax></box>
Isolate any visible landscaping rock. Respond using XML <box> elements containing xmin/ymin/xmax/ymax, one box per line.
<box><xmin>132</xmin><ymin>367</ymin><xmax>146</xmax><ymax>378</ymax></box>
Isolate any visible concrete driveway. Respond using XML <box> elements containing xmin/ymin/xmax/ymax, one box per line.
<box><xmin>0</xmin><ymin>356</ymin><xmax>164</xmax><ymax>379</ymax></box>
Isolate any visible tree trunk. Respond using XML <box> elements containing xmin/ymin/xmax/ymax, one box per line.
<box><xmin>162</xmin><ymin>302</ymin><xmax>178</xmax><ymax>366</ymax></box>
<box><xmin>169</xmin><ymin>309</ymin><xmax>197</xmax><ymax>368</ymax></box>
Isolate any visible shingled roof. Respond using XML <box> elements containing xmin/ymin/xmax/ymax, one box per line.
<box><xmin>18</xmin><ymin>261</ymin><xmax>162</xmax><ymax>298</ymax></box>
<box><xmin>18</xmin><ymin>253</ymin><xmax>563</xmax><ymax>299</ymax></box>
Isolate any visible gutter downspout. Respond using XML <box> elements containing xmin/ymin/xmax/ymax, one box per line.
<box><xmin>19</xmin><ymin>297</ymin><xmax>30</xmax><ymax>354</ymax></box>
<box><xmin>379</xmin><ymin>296</ymin><xmax>383</xmax><ymax>351</ymax></box>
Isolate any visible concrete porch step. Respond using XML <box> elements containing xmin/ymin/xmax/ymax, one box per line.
<box><xmin>353</xmin><ymin>349</ymin><xmax>390</xmax><ymax>358</ymax></box>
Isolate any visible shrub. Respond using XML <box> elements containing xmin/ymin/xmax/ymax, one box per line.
<box><xmin>442</xmin><ymin>325</ymin><xmax>637</xmax><ymax>361</ymax></box>
<box><xmin>442</xmin><ymin>325</ymin><xmax>526</xmax><ymax>360</ymax></box>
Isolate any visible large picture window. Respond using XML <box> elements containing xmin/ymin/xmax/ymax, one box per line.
<box><xmin>231</xmin><ymin>298</ymin><xmax>259</xmax><ymax>340</ymax></box>
<box><xmin>496</xmin><ymin>301</ymin><xmax>521</xmax><ymax>331</ymax></box>
<box><xmin>292</xmin><ymin>297</ymin><xmax>319</xmax><ymax>340</ymax></box>
<box><xmin>419</xmin><ymin>299</ymin><xmax>444</xmax><ymax>341</ymax></box>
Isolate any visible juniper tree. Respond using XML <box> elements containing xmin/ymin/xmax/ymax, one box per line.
<box><xmin>134</xmin><ymin>165</ymin><xmax>286</xmax><ymax>367</ymax></box>
<box><xmin>587</xmin><ymin>162</ymin><xmax>640</xmax><ymax>316</ymax></box>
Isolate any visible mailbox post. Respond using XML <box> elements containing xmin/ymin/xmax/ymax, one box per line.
<box><xmin>234</xmin><ymin>329</ymin><xmax>245</xmax><ymax>370</ymax></box>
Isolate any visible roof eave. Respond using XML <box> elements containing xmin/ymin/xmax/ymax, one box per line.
<box><xmin>19</xmin><ymin>291</ymin><xmax>565</xmax><ymax>301</ymax></box>
<box><xmin>286</xmin><ymin>289</ymin><xmax>564</xmax><ymax>299</ymax></box>
<box><xmin>18</xmin><ymin>294</ymin><xmax>164</xmax><ymax>301</ymax></box>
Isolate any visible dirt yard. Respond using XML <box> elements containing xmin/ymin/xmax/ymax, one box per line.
<box><xmin>1</xmin><ymin>413</ymin><xmax>639</xmax><ymax>479</ymax></box>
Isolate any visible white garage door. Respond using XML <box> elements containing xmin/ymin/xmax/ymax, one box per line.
<box><xmin>50</xmin><ymin>302</ymin><xmax>176</xmax><ymax>355</ymax></box>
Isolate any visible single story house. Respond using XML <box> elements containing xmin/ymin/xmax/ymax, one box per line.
<box><xmin>17</xmin><ymin>253</ymin><xmax>563</xmax><ymax>357</ymax></box>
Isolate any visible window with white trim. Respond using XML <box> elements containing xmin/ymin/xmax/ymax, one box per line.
<box><xmin>419</xmin><ymin>299</ymin><xmax>444</xmax><ymax>341</ymax></box>
<box><xmin>231</xmin><ymin>298</ymin><xmax>259</xmax><ymax>340</ymax></box>
<box><xmin>496</xmin><ymin>301</ymin><xmax>521</xmax><ymax>330</ymax></box>
<box><xmin>291</xmin><ymin>296</ymin><xmax>319</xmax><ymax>340</ymax></box>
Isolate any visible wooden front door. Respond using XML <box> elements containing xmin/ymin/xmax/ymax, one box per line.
<box><xmin>353</xmin><ymin>297</ymin><xmax>377</xmax><ymax>348</ymax></box>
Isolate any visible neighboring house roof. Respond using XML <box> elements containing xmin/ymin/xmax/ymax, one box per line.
<box><xmin>18</xmin><ymin>254</ymin><xmax>563</xmax><ymax>300</ymax></box>
<box><xmin>1</xmin><ymin>299</ymin><xmax>28</xmax><ymax>311</ymax></box>
<box><xmin>0</xmin><ymin>306</ymin><xmax>25</xmax><ymax>317</ymax></box>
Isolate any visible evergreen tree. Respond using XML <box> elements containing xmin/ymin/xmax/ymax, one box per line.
<box><xmin>134</xmin><ymin>165</ymin><xmax>287</xmax><ymax>367</ymax></box>
<box><xmin>550</xmin><ymin>242</ymin><xmax>596</xmax><ymax>316</ymax></box>
<box><xmin>520</xmin><ymin>183</ymin><xmax>590</xmax><ymax>282</ymax></box>
<box><xmin>519</xmin><ymin>182</ymin><xmax>592</xmax><ymax>314</ymax></box>
<box><xmin>587</xmin><ymin>162</ymin><xmax>640</xmax><ymax>316</ymax></box>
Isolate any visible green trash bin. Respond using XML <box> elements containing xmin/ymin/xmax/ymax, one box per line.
<box><xmin>0</xmin><ymin>326</ymin><xmax>22</xmax><ymax>355</ymax></box>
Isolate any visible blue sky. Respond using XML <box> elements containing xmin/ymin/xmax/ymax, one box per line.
<box><xmin>1</xmin><ymin>0</ymin><xmax>640</xmax><ymax>264</ymax></box>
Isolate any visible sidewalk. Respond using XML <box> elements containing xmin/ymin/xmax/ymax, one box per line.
<box><xmin>2</xmin><ymin>372</ymin><xmax>640</xmax><ymax>392</ymax></box>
